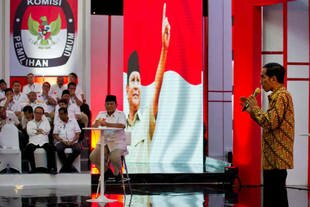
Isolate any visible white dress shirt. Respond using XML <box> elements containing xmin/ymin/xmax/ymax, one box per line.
<box><xmin>37</xmin><ymin>93</ymin><xmax>57</xmax><ymax>113</ymax></box>
<box><xmin>95</xmin><ymin>110</ymin><xmax>127</xmax><ymax>151</ymax></box>
<box><xmin>50</xmin><ymin>84</ymin><xmax>66</xmax><ymax>100</ymax></box>
<box><xmin>53</xmin><ymin>119</ymin><xmax>81</xmax><ymax>144</ymax></box>
<box><xmin>13</xmin><ymin>93</ymin><xmax>29</xmax><ymax>108</ymax></box>
<box><xmin>22</xmin><ymin>83</ymin><xmax>42</xmax><ymax>95</ymax></box>
<box><xmin>27</xmin><ymin>118</ymin><xmax>51</xmax><ymax>146</ymax></box>
<box><xmin>0</xmin><ymin>99</ymin><xmax>22</xmax><ymax>112</ymax></box>
<box><xmin>27</xmin><ymin>101</ymin><xmax>48</xmax><ymax>113</ymax></box>
<box><xmin>54</xmin><ymin>103</ymin><xmax>81</xmax><ymax>125</ymax></box>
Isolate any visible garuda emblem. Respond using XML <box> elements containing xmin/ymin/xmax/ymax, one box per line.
<box><xmin>28</xmin><ymin>13</ymin><xmax>61</xmax><ymax>48</ymax></box>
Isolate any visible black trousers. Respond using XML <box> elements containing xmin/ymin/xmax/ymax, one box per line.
<box><xmin>24</xmin><ymin>143</ymin><xmax>56</xmax><ymax>171</ymax></box>
<box><xmin>55</xmin><ymin>142</ymin><xmax>81</xmax><ymax>170</ymax></box>
<box><xmin>263</xmin><ymin>169</ymin><xmax>288</xmax><ymax>207</ymax></box>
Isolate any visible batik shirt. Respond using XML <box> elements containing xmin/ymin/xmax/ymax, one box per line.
<box><xmin>251</xmin><ymin>86</ymin><xmax>295</xmax><ymax>170</ymax></box>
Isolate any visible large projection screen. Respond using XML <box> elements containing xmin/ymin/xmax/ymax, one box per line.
<box><xmin>124</xmin><ymin>0</ymin><xmax>203</xmax><ymax>172</ymax></box>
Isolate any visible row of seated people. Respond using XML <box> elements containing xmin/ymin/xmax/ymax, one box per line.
<box><xmin>0</xmin><ymin>105</ymin><xmax>87</xmax><ymax>174</ymax></box>
<box><xmin>0</xmin><ymin>75</ymin><xmax>90</xmax><ymax>173</ymax></box>
<box><xmin>0</xmin><ymin>73</ymin><xmax>90</xmax><ymax>173</ymax></box>
<box><xmin>0</xmin><ymin>73</ymin><xmax>86</xmax><ymax>106</ymax></box>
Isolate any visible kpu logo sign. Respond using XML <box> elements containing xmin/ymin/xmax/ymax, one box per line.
<box><xmin>12</xmin><ymin>0</ymin><xmax>76</xmax><ymax>68</ymax></box>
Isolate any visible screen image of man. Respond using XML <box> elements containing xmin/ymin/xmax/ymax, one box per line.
<box><xmin>125</xmin><ymin>4</ymin><xmax>170</xmax><ymax>164</ymax></box>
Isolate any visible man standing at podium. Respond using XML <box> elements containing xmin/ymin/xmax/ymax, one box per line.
<box><xmin>89</xmin><ymin>95</ymin><xmax>127</xmax><ymax>180</ymax></box>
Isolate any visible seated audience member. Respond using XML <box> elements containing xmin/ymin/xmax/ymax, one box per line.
<box><xmin>20</xmin><ymin>105</ymin><xmax>34</xmax><ymax>150</ymax></box>
<box><xmin>0</xmin><ymin>106</ymin><xmax>20</xmax><ymax>130</ymax></box>
<box><xmin>53</xmin><ymin>107</ymin><xmax>81</xmax><ymax>172</ymax></box>
<box><xmin>27</xmin><ymin>91</ymin><xmax>48</xmax><ymax>117</ymax></box>
<box><xmin>50</xmin><ymin>76</ymin><xmax>66</xmax><ymax>102</ymax></box>
<box><xmin>24</xmin><ymin>106</ymin><xmax>56</xmax><ymax>174</ymax></box>
<box><xmin>0</xmin><ymin>88</ymin><xmax>23</xmax><ymax>120</ymax></box>
<box><xmin>67</xmin><ymin>82</ymin><xmax>83</xmax><ymax>107</ymax></box>
<box><xmin>89</xmin><ymin>95</ymin><xmax>127</xmax><ymax>180</ymax></box>
<box><xmin>67</xmin><ymin>72</ymin><xmax>86</xmax><ymax>103</ymax></box>
<box><xmin>22</xmin><ymin>73</ymin><xmax>42</xmax><ymax>95</ymax></box>
<box><xmin>0</xmin><ymin>79</ymin><xmax>7</xmax><ymax>102</ymax></box>
<box><xmin>54</xmin><ymin>90</ymin><xmax>88</xmax><ymax>127</ymax></box>
<box><xmin>21</xmin><ymin>105</ymin><xmax>34</xmax><ymax>130</ymax></box>
<box><xmin>12</xmin><ymin>81</ymin><xmax>28</xmax><ymax>110</ymax></box>
<box><xmin>37</xmin><ymin>82</ymin><xmax>57</xmax><ymax>120</ymax></box>
<box><xmin>54</xmin><ymin>93</ymin><xmax>81</xmax><ymax>125</ymax></box>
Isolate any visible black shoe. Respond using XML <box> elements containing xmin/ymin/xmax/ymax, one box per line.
<box><xmin>104</xmin><ymin>168</ymin><xmax>114</xmax><ymax>179</ymax></box>
<box><xmin>70</xmin><ymin>166</ymin><xmax>78</xmax><ymax>173</ymax></box>
<box><xmin>59</xmin><ymin>167</ymin><xmax>66</xmax><ymax>173</ymax></box>
<box><xmin>49</xmin><ymin>168</ymin><xmax>57</xmax><ymax>175</ymax></box>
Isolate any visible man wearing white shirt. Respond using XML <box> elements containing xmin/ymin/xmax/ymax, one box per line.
<box><xmin>12</xmin><ymin>81</ymin><xmax>28</xmax><ymax>108</ymax></box>
<box><xmin>54</xmin><ymin>93</ymin><xmax>82</xmax><ymax>125</ymax></box>
<box><xmin>67</xmin><ymin>82</ymin><xmax>83</xmax><ymax>107</ymax></box>
<box><xmin>0</xmin><ymin>106</ymin><xmax>20</xmax><ymax>129</ymax></box>
<box><xmin>27</xmin><ymin>91</ymin><xmax>48</xmax><ymax>115</ymax></box>
<box><xmin>89</xmin><ymin>95</ymin><xmax>127</xmax><ymax>180</ymax></box>
<box><xmin>0</xmin><ymin>88</ymin><xmax>23</xmax><ymax>119</ymax></box>
<box><xmin>53</xmin><ymin>107</ymin><xmax>81</xmax><ymax>172</ymax></box>
<box><xmin>22</xmin><ymin>73</ymin><xmax>41</xmax><ymax>95</ymax></box>
<box><xmin>24</xmin><ymin>106</ymin><xmax>56</xmax><ymax>174</ymax></box>
<box><xmin>50</xmin><ymin>76</ymin><xmax>66</xmax><ymax>101</ymax></box>
<box><xmin>37</xmin><ymin>82</ymin><xmax>57</xmax><ymax>118</ymax></box>
<box><xmin>67</xmin><ymin>72</ymin><xmax>85</xmax><ymax>103</ymax></box>
<box><xmin>0</xmin><ymin>79</ymin><xmax>7</xmax><ymax>102</ymax></box>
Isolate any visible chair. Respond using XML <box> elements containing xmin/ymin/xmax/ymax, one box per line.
<box><xmin>0</xmin><ymin>124</ymin><xmax>21</xmax><ymax>173</ymax></box>
<box><xmin>95</xmin><ymin>131</ymin><xmax>132</xmax><ymax>197</ymax></box>
<box><xmin>56</xmin><ymin>148</ymin><xmax>81</xmax><ymax>173</ymax></box>
<box><xmin>33</xmin><ymin>148</ymin><xmax>48</xmax><ymax>169</ymax></box>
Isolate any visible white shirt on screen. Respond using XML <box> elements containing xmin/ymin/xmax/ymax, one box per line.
<box><xmin>126</xmin><ymin>106</ymin><xmax>154</xmax><ymax>163</ymax></box>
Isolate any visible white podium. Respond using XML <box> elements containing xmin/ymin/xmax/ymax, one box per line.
<box><xmin>84</xmin><ymin>127</ymin><xmax>121</xmax><ymax>204</ymax></box>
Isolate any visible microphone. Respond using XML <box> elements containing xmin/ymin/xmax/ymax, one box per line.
<box><xmin>242</xmin><ymin>88</ymin><xmax>261</xmax><ymax>111</ymax></box>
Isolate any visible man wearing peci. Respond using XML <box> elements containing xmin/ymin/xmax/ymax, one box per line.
<box><xmin>89</xmin><ymin>95</ymin><xmax>127</xmax><ymax>180</ymax></box>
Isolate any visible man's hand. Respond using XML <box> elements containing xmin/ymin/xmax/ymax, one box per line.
<box><xmin>247</xmin><ymin>95</ymin><xmax>258</xmax><ymax>109</ymax></box>
<box><xmin>36</xmin><ymin>128</ymin><xmax>45</xmax><ymax>135</ymax></box>
<box><xmin>6</xmin><ymin>95</ymin><xmax>13</xmax><ymax>103</ymax></box>
<box><xmin>239</xmin><ymin>95</ymin><xmax>258</xmax><ymax>112</ymax></box>
<box><xmin>99</xmin><ymin>118</ymin><xmax>107</xmax><ymax>126</ymax></box>
<box><xmin>15</xmin><ymin>111</ymin><xmax>22</xmax><ymax>120</ymax></box>
<box><xmin>162</xmin><ymin>3</ymin><xmax>170</xmax><ymax>50</ymax></box>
